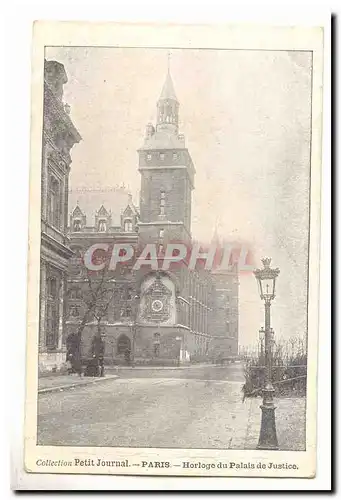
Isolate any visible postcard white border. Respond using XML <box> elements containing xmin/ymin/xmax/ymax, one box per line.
<box><xmin>22</xmin><ymin>20</ymin><xmax>324</xmax><ymax>481</ymax></box>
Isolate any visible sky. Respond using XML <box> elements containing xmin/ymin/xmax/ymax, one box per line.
<box><xmin>46</xmin><ymin>46</ymin><xmax>312</xmax><ymax>348</ymax></box>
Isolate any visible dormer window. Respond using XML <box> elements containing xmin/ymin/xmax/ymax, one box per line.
<box><xmin>124</xmin><ymin>219</ymin><xmax>133</xmax><ymax>232</ymax></box>
<box><xmin>73</xmin><ymin>220</ymin><xmax>81</xmax><ymax>232</ymax></box>
<box><xmin>160</xmin><ymin>153</ymin><xmax>165</xmax><ymax>161</ymax></box>
<box><xmin>98</xmin><ymin>219</ymin><xmax>107</xmax><ymax>232</ymax></box>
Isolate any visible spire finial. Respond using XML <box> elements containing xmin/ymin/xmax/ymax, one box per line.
<box><xmin>167</xmin><ymin>50</ymin><xmax>171</xmax><ymax>73</ymax></box>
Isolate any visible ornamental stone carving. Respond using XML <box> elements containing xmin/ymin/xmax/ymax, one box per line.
<box><xmin>140</xmin><ymin>274</ymin><xmax>172</xmax><ymax>323</ymax></box>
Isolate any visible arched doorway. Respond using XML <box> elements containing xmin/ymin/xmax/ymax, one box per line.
<box><xmin>117</xmin><ymin>335</ymin><xmax>131</xmax><ymax>355</ymax></box>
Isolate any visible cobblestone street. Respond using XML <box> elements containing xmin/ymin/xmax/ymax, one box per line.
<box><xmin>37</xmin><ymin>364</ymin><xmax>306</xmax><ymax>450</ymax></box>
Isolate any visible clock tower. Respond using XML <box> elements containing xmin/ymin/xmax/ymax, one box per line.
<box><xmin>137</xmin><ymin>68</ymin><xmax>195</xmax><ymax>248</ymax></box>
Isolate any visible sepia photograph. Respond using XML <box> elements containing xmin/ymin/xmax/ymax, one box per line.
<box><xmin>22</xmin><ymin>22</ymin><xmax>324</xmax><ymax>479</ymax></box>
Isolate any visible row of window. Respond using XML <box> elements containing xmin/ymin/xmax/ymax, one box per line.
<box><xmin>68</xmin><ymin>305</ymin><xmax>133</xmax><ymax>320</ymax></box>
<box><xmin>158</xmin><ymin>113</ymin><xmax>177</xmax><ymax>124</ymax></box>
<box><xmin>72</xmin><ymin>218</ymin><xmax>134</xmax><ymax>233</ymax></box>
<box><xmin>146</xmin><ymin>152</ymin><xmax>179</xmax><ymax>162</ymax></box>
<box><xmin>68</xmin><ymin>287</ymin><xmax>134</xmax><ymax>301</ymax></box>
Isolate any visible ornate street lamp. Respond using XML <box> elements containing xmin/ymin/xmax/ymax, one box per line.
<box><xmin>254</xmin><ymin>257</ymin><xmax>280</xmax><ymax>450</ymax></box>
<box><xmin>259</xmin><ymin>327</ymin><xmax>265</xmax><ymax>364</ymax></box>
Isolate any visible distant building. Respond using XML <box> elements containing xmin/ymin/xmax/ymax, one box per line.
<box><xmin>39</xmin><ymin>60</ymin><xmax>81</xmax><ymax>371</ymax></box>
<box><xmin>65</xmin><ymin>68</ymin><xmax>238</xmax><ymax>365</ymax></box>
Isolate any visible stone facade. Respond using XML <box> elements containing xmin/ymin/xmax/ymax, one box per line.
<box><xmin>39</xmin><ymin>60</ymin><xmax>81</xmax><ymax>372</ymax></box>
<box><xmin>64</xmin><ymin>68</ymin><xmax>239</xmax><ymax>365</ymax></box>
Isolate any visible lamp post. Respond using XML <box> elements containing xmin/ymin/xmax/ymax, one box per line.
<box><xmin>254</xmin><ymin>257</ymin><xmax>280</xmax><ymax>450</ymax></box>
<box><xmin>259</xmin><ymin>327</ymin><xmax>265</xmax><ymax>365</ymax></box>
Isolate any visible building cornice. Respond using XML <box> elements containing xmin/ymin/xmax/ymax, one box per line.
<box><xmin>44</xmin><ymin>83</ymin><xmax>81</xmax><ymax>144</ymax></box>
<box><xmin>138</xmin><ymin>221</ymin><xmax>184</xmax><ymax>226</ymax></box>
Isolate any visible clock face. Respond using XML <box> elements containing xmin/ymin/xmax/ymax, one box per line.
<box><xmin>151</xmin><ymin>299</ymin><xmax>164</xmax><ymax>312</ymax></box>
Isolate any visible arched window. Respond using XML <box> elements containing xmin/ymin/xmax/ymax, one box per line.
<box><xmin>117</xmin><ymin>335</ymin><xmax>131</xmax><ymax>355</ymax></box>
<box><xmin>98</xmin><ymin>219</ymin><xmax>107</xmax><ymax>232</ymax></box>
<box><xmin>124</xmin><ymin>219</ymin><xmax>133</xmax><ymax>232</ymax></box>
<box><xmin>48</xmin><ymin>176</ymin><xmax>60</xmax><ymax>228</ymax></box>
<box><xmin>73</xmin><ymin>219</ymin><xmax>81</xmax><ymax>232</ymax></box>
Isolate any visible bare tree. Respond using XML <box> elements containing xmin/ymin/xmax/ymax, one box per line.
<box><xmin>75</xmin><ymin>267</ymin><xmax>115</xmax><ymax>341</ymax></box>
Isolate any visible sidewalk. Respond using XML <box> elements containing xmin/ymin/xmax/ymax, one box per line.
<box><xmin>38</xmin><ymin>374</ymin><xmax>118</xmax><ymax>394</ymax></box>
<box><xmin>242</xmin><ymin>396</ymin><xmax>306</xmax><ymax>451</ymax></box>
<box><xmin>107</xmin><ymin>361</ymin><xmax>242</xmax><ymax>371</ymax></box>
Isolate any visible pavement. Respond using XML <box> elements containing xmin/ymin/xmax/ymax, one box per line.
<box><xmin>38</xmin><ymin>374</ymin><xmax>118</xmax><ymax>394</ymax></box>
<box><xmin>37</xmin><ymin>364</ymin><xmax>306</xmax><ymax>450</ymax></box>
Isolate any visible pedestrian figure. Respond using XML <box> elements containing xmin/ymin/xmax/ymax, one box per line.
<box><xmin>89</xmin><ymin>332</ymin><xmax>106</xmax><ymax>377</ymax></box>
<box><xmin>66</xmin><ymin>331</ymin><xmax>82</xmax><ymax>376</ymax></box>
<box><xmin>124</xmin><ymin>347</ymin><xmax>131</xmax><ymax>366</ymax></box>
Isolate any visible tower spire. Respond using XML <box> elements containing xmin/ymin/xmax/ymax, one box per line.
<box><xmin>158</xmin><ymin>71</ymin><xmax>178</xmax><ymax>102</ymax></box>
<box><xmin>156</xmin><ymin>54</ymin><xmax>179</xmax><ymax>132</ymax></box>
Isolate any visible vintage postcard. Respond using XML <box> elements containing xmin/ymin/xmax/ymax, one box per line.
<box><xmin>24</xmin><ymin>21</ymin><xmax>323</xmax><ymax>480</ymax></box>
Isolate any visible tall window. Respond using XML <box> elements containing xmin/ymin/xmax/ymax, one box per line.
<box><xmin>120</xmin><ymin>305</ymin><xmax>132</xmax><ymax>318</ymax></box>
<box><xmin>98</xmin><ymin>219</ymin><xmax>107</xmax><ymax>232</ymax></box>
<box><xmin>159</xmin><ymin>228</ymin><xmax>165</xmax><ymax>239</ymax></box>
<box><xmin>69</xmin><ymin>287</ymin><xmax>82</xmax><ymax>300</ymax></box>
<box><xmin>48</xmin><ymin>176</ymin><xmax>60</xmax><ymax>228</ymax></box>
<box><xmin>160</xmin><ymin>191</ymin><xmax>165</xmax><ymax>216</ymax></box>
<box><xmin>73</xmin><ymin>220</ymin><xmax>81</xmax><ymax>232</ymax></box>
<box><xmin>47</xmin><ymin>277</ymin><xmax>57</xmax><ymax>298</ymax></box>
<box><xmin>124</xmin><ymin>219</ymin><xmax>133</xmax><ymax>232</ymax></box>
<box><xmin>46</xmin><ymin>276</ymin><xmax>59</xmax><ymax>349</ymax></box>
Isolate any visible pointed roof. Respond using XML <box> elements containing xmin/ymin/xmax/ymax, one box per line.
<box><xmin>123</xmin><ymin>194</ymin><xmax>139</xmax><ymax>217</ymax></box>
<box><xmin>159</xmin><ymin>70</ymin><xmax>178</xmax><ymax>102</ymax></box>
<box><xmin>97</xmin><ymin>204</ymin><xmax>110</xmax><ymax>217</ymax></box>
<box><xmin>69</xmin><ymin>188</ymin><xmax>132</xmax><ymax>227</ymax></box>
<box><xmin>72</xmin><ymin>205</ymin><xmax>85</xmax><ymax>218</ymax></box>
